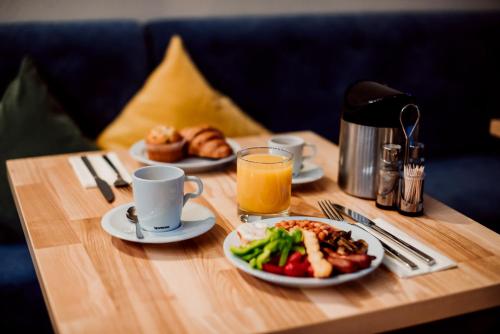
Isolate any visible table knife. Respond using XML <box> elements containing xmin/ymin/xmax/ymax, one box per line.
<box><xmin>81</xmin><ymin>156</ymin><xmax>115</xmax><ymax>203</ymax></box>
<box><xmin>379</xmin><ymin>240</ymin><xmax>419</xmax><ymax>270</ymax></box>
<box><xmin>333</xmin><ymin>203</ymin><xmax>436</xmax><ymax>266</ymax></box>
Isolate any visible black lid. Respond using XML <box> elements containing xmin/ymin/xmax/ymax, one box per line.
<box><xmin>342</xmin><ymin>81</ymin><xmax>415</xmax><ymax>128</ymax></box>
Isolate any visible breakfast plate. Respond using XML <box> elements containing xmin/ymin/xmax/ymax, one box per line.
<box><xmin>223</xmin><ymin>216</ymin><xmax>384</xmax><ymax>288</ymax></box>
<box><xmin>101</xmin><ymin>202</ymin><xmax>215</xmax><ymax>243</ymax></box>
<box><xmin>292</xmin><ymin>161</ymin><xmax>324</xmax><ymax>185</ymax></box>
<box><xmin>129</xmin><ymin>138</ymin><xmax>241</xmax><ymax>173</ymax></box>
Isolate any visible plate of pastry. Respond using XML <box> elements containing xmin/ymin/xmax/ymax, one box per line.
<box><xmin>129</xmin><ymin>124</ymin><xmax>241</xmax><ymax>173</ymax></box>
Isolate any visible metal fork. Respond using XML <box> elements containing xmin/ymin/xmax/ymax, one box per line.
<box><xmin>318</xmin><ymin>200</ymin><xmax>419</xmax><ymax>271</ymax></box>
<box><xmin>102</xmin><ymin>155</ymin><xmax>129</xmax><ymax>188</ymax></box>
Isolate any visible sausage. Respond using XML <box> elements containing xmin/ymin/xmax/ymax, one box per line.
<box><xmin>344</xmin><ymin>254</ymin><xmax>375</xmax><ymax>269</ymax></box>
<box><xmin>326</xmin><ymin>257</ymin><xmax>358</xmax><ymax>273</ymax></box>
<box><xmin>326</xmin><ymin>252</ymin><xmax>375</xmax><ymax>270</ymax></box>
<box><xmin>302</xmin><ymin>230</ymin><xmax>333</xmax><ymax>278</ymax></box>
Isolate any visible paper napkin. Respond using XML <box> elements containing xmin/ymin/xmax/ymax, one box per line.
<box><xmin>363</xmin><ymin>218</ymin><xmax>457</xmax><ymax>278</ymax></box>
<box><xmin>68</xmin><ymin>152</ymin><xmax>132</xmax><ymax>188</ymax></box>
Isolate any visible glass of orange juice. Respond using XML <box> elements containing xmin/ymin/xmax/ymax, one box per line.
<box><xmin>237</xmin><ymin>147</ymin><xmax>293</xmax><ymax>218</ymax></box>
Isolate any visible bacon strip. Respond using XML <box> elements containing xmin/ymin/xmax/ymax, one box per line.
<box><xmin>323</xmin><ymin>248</ymin><xmax>375</xmax><ymax>273</ymax></box>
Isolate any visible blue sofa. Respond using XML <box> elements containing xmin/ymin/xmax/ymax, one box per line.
<box><xmin>1</xmin><ymin>12</ymin><xmax>499</xmax><ymax>332</ymax></box>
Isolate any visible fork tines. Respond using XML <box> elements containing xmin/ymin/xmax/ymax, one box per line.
<box><xmin>318</xmin><ymin>200</ymin><xmax>343</xmax><ymax>221</ymax></box>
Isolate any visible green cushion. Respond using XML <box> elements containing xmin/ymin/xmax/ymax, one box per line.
<box><xmin>0</xmin><ymin>57</ymin><xmax>97</xmax><ymax>242</ymax></box>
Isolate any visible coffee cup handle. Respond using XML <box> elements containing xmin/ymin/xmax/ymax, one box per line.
<box><xmin>183</xmin><ymin>175</ymin><xmax>204</xmax><ymax>207</ymax></box>
<box><xmin>303</xmin><ymin>143</ymin><xmax>317</xmax><ymax>161</ymax></box>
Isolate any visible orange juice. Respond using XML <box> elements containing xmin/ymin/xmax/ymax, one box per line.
<box><xmin>237</xmin><ymin>152</ymin><xmax>293</xmax><ymax>215</ymax></box>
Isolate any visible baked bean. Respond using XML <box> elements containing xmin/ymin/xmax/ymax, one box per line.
<box><xmin>275</xmin><ymin>220</ymin><xmax>340</xmax><ymax>239</ymax></box>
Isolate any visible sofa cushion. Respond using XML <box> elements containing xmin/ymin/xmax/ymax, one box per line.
<box><xmin>0</xmin><ymin>57</ymin><xmax>97</xmax><ymax>242</ymax></box>
<box><xmin>145</xmin><ymin>12</ymin><xmax>500</xmax><ymax>157</ymax></box>
<box><xmin>98</xmin><ymin>35</ymin><xmax>268</xmax><ymax>150</ymax></box>
<box><xmin>426</xmin><ymin>153</ymin><xmax>500</xmax><ymax>232</ymax></box>
<box><xmin>0</xmin><ymin>20</ymin><xmax>149</xmax><ymax>138</ymax></box>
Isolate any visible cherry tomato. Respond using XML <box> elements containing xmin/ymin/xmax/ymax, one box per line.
<box><xmin>287</xmin><ymin>251</ymin><xmax>304</xmax><ymax>264</ymax></box>
<box><xmin>262</xmin><ymin>263</ymin><xmax>284</xmax><ymax>275</ymax></box>
<box><xmin>284</xmin><ymin>261</ymin><xmax>309</xmax><ymax>277</ymax></box>
<box><xmin>306</xmin><ymin>261</ymin><xmax>314</xmax><ymax>277</ymax></box>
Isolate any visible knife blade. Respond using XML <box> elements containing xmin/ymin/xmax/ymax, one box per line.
<box><xmin>333</xmin><ymin>203</ymin><xmax>436</xmax><ymax>266</ymax></box>
<box><xmin>81</xmin><ymin>156</ymin><xmax>115</xmax><ymax>203</ymax></box>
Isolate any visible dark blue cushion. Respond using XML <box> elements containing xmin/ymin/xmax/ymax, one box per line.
<box><xmin>0</xmin><ymin>21</ymin><xmax>149</xmax><ymax>138</ymax></box>
<box><xmin>0</xmin><ymin>244</ymin><xmax>37</xmax><ymax>286</ymax></box>
<box><xmin>426</xmin><ymin>153</ymin><xmax>500</xmax><ymax>231</ymax></box>
<box><xmin>145</xmin><ymin>12</ymin><xmax>500</xmax><ymax>157</ymax></box>
<box><xmin>0</xmin><ymin>244</ymin><xmax>52</xmax><ymax>332</ymax></box>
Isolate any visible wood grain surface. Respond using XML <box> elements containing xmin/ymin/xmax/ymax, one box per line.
<box><xmin>7</xmin><ymin>131</ymin><xmax>500</xmax><ymax>334</ymax></box>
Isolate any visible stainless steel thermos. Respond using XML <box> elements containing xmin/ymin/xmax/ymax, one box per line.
<box><xmin>338</xmin><ymin>81</ymin><xmax>415</xmax><ymax>199</ymax></box>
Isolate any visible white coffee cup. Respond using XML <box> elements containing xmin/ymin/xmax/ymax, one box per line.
<box><xmin>132</xmin><ymin>165</ymin><xmax>203</xmax><ymax>232</ymax></box>
<box><xmin>268</xmin><ymin>135</ymin><xmax>317</xmax><ymax>176</ymax></box>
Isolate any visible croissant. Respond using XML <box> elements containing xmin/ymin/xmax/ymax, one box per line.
<box><xmin>180</xmin><ymin>125</ymin><xmax>233</xmax><ymax>159</ymax></box>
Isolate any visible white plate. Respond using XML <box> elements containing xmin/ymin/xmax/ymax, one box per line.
<box><xmin>129</xmin><ymin>138</ymin><xmax>241</xmax><ymax>173</ymax></box>
<box><xmin>223</xmin><ymin>216</ymin><xmax>384</xmax><ymax>288</ymax></box>
<box><xmin>101</xmin><ymin>202</ymin><xmax>215</xmax><ymax>244</ymax></box>
<box><xmin>292</xmin><ymin>161</ymin><xmax>324</xmax><ymax>185</ymax></box>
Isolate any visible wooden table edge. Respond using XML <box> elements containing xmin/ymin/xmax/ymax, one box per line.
<box><xmin>270</xmin><ymin>283</ymin><xmax>500</xmax><ymax>334</ymax></box>
<box><xmin>6</xmin><ymin>163</ymin><xmax>60</xmax><ymax>332</ymax></box>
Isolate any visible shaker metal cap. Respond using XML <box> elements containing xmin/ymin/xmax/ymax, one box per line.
<box><xmin>381</xmin><ymin>143</ymin><xmax>401</xmax><ymax>162</ymax></box>
<box><xmin>409</xmin><ymin>142</ymin><xmax>425</xmax><ymax>160</ymax></box>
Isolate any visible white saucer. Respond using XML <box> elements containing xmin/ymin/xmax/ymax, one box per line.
<box><xmin>129</xmin><ymin>138</ymin><xmax>240</xmax><ymax>173</ymax></box>
<box><xmin>292</xmin><ymin>161</ymin><xmax>324</xmax><ymax>185</ymax></box>
<box><xmin>101</xmin><ymin>202</ymin><xmax>215</xmax><ymax>244</ymax></box>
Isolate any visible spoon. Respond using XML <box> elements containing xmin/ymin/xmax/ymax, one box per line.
<box><xmin>126</xmin><ymin>206</ymin><xmax>144</xmax><ymax>239</ymax></box>
<box><xmin>102</xmin><ymin>155</ymin><xmax>130</xmax><ymax>188</ymax></box>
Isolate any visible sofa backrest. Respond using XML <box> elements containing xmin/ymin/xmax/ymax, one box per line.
<box><xmin>1</xmin><ymin>13</ymin><xmax>499</xmax><ymax>157</ymax></box>
<box><xmin>0</xmin><ymin>21</ymin><xmax>149</xmax><ymax>138</ymax></box>
<box><xmin>146</xmin><ymin>12</ymin><xmax>500</xmax><ymax>157</ymax></box>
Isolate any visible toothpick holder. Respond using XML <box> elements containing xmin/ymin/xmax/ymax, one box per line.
<box><xmin>398</xmin><ymin>143</ymin><xmax>425</xmax><ymax>217</ymax></box>
<box><xmin>398</xmin><ymin>104</ymin><xmax>425</xmax><ymax>217</ymax></box>
<box><xmin>398</xmin><ymin>173</ymin><xmax>424</xmax><ymax>216</ymax></box>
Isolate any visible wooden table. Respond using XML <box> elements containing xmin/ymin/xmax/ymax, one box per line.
<box><xmin>7</xmin><ymin>131</ymin><xmax>500</xmax><ymax>333</ymax></box>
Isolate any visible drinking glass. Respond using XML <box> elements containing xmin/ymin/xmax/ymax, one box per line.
<box><xmin>237</xmin><ymin>147</ymin><xmax>293</xmax><ymax>219</ymax></box>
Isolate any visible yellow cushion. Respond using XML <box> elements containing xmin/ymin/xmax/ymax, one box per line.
<box><xmin>97</xmin><ymin>36</ymin><xmax>268</xmax><ymax>150</ymax></box>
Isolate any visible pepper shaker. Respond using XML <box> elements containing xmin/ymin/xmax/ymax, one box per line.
<box><xmin>376</xmin><ymin>143</ymin><xmax>402</xmax><ymax>210</ymax></box>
